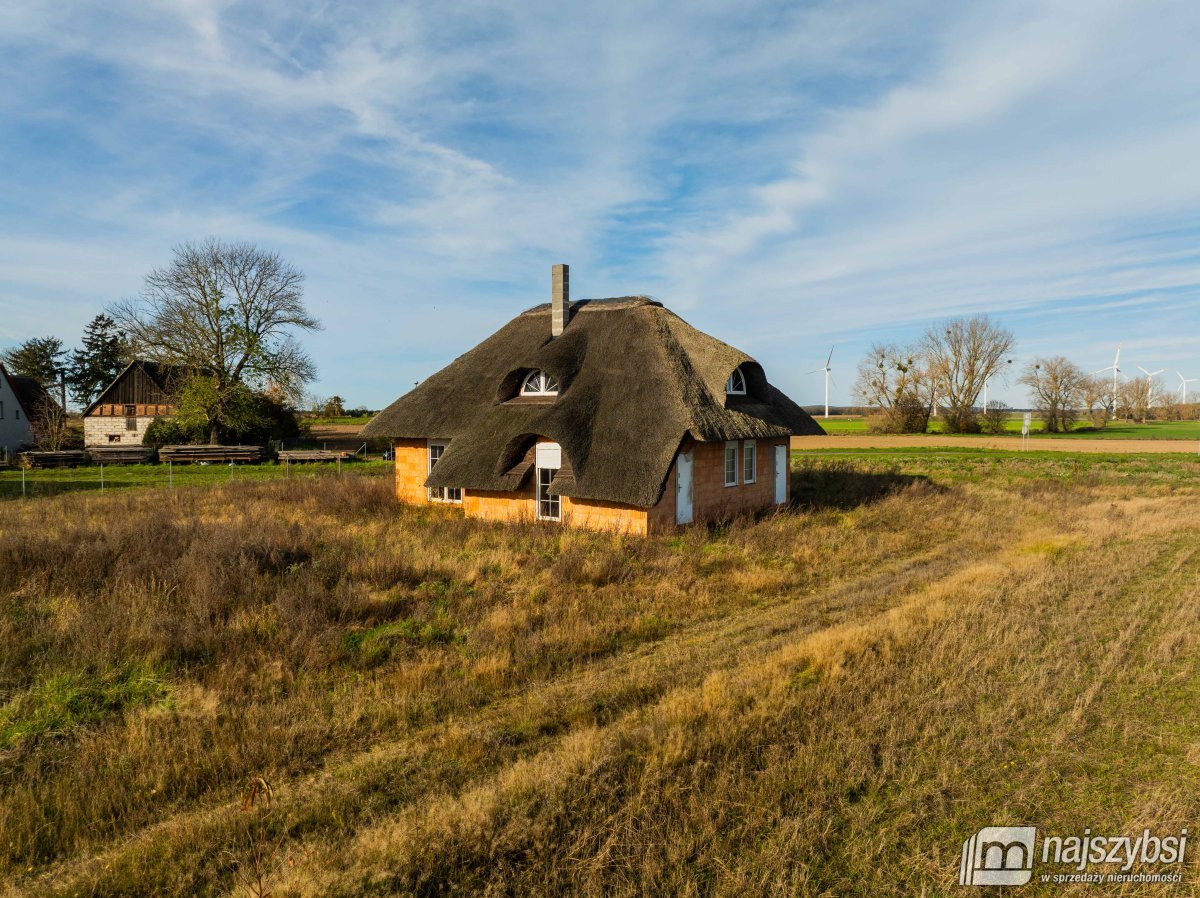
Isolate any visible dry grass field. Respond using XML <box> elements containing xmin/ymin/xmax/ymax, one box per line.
<box><xmin>2</xmin><ymin>451</ymin><xmax>1200</xmax><ymax>896</ymax></box>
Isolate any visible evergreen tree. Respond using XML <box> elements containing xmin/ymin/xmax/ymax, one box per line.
<box><xmin>68</xmin><ymin>314</ymin><xmax>129</xmax><ymax>406</ymax></box>
<box><xmin>0</xmin><ymin>336</ymin><xmax>66</xmax><ymax>387</ymax></box>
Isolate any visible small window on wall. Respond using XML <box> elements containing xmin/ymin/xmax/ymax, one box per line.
<box><xmin>427</xmin><ymin>441</ymin><xmax>462</xmax><ymax>503</ymax></box>
<box><xmin>743</xmin><ymin>440</ymin><xmax>756</xmax><ymax>483</ymax></box>
<box><xmin>108</xmin><ymin>434</ymin><xmax>121</xmax><ymax>443</ymax></box>
<box><xmin>126</xmin><ymin>416</ymin><xmax>137</xmax><ymax>431</ymax></box>
<box><xmin>0</xmin><ymin>401</ymin><xmax>4</xmax><ymax>419</ymax></box>
<box><xmin>537</xmin><ymin>467</ymin><xmax>561</xmax><ymax>521</ymax></box>
<box><xmin>724</xmin><ymin>441</ymin><xmax>738</xmax><ymax>487</ymax></box>
<box><xmin>14</xmin><ymin>408</ymin><xmax>19</xmax><ymax>420</ymax></box>
<box><xmin>123</xmin><ymin>404</ymin><xmax>136</xmax><ymax>416</ymax></box>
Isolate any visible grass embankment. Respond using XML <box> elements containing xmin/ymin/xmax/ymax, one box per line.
<box><xmin>819</xmin><ymin>415</ymin><xmax>1200</xmax><ymax>440</ymax></box>
<box><xmin>2</xmin><ymin>452</ymin><xmax>1200</xmax><ymax>895</ymax></box>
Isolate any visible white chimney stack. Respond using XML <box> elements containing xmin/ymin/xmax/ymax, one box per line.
<box><xmin>551</xmin><ymin>263</ymin><xmax>569</xmax><ymax>336</ymax></box>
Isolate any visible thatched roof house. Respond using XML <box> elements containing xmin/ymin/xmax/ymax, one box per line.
<box><xmin>364</xmin><ymin>265</ymin><xmax>823</xmax><ymax>534</ymax></box>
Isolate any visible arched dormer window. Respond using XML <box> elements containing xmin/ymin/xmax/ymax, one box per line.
<box><xmin>725</xmin><ymin>368</ymin><xmax>746</xmax><ymax>395</ymax></box>
<box><xmin>521</xmin><ymin>370</ymin><xmax>559</xmax><ymax>396</ymax></box>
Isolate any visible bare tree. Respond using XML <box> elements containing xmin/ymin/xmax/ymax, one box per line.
<box><xmin>1119</xmin><ymin>376</ymin><xmax>1166</xmax><ymax>424</ymax></box>
<box><xmin>111</xmin><ymin>239</ymin><xmax>321</xmax><ymax>443</ymax></box>
<box><xmin>1019</xmin><ymin>357</ymin><xmax>1087</xmax><ymax>433</ymax></box>
<box><xmin>1080</xmin><ymin>375</ymin><xmax>1113</xmax><ymax>428</ymax></box>
<box><xmin>980</xmin><ymin>400</ymin><xmax>1010</xmax><ymax>434</ymax></box>
<box><xmin>30</xmin><ymin>395</ymin><xmax>71</xmax><ymax>451</ymax></box>
<box><xmin>854</xmin><ymin>342</ymin><xmax>934</xmax><ymax>433</ymax></box>
<box><xmin>921</xmin><ymin>316</ymin><xmax>1016</xmax><ymax>433</ymax></box>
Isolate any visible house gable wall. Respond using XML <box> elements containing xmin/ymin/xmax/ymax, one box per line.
<box><xmin>0</xmin><ymin>372</ymin><xmax>35</xmax><ymax>455</ymax></box>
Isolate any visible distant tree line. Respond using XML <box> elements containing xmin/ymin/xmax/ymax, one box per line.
<box><xmin>854</xmin><ymin>316</ymin><xmax>1195</xmax><ymax>433</ymax></box>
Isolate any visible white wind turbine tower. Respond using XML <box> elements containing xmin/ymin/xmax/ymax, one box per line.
<box><xmin>1177</xmin><ymin>371</ymin><xmax>1198</xmax><ymax>404</ymax></box>
<box><xmin>1093</xmin><ymin>344</ymin><xmax>1123</xmax><ymax>419</ymax></box>
<box><xmin>1137</xmin><ymin>365</ymin><xmax>1164</xmax><ymax>414</ymax></box>
<box><xmin>808</xmin><ymin>345</ymin><xmax>835</xmax><ymax>418</ymax></box>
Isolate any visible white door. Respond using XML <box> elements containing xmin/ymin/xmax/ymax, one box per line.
<box><xmin>774</xmin><ymin>444</ymin><xmax>788</xmax><ymax>504</ymax></box>
<box><xmin>675</xmin><ymin>448</ymin><xmax>694</xmax><ymax>524</ymax></box>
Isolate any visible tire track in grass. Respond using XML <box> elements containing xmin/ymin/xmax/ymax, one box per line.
<box><xmin>10</xmin><ymin>539</ymin><xmax>984</xmax><ymax>898</ymax></box>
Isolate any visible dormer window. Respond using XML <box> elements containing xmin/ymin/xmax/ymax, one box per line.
<box><xmin>725</xmin><ymin>368</ymin><xmax>746</xmax><ymax>395</ymax></box>
<box><xmin>521</xmin><ymin>371</ymin><xmax>559</xmax><ymax>396</ymax></box>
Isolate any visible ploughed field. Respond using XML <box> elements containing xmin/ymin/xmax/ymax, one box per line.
<box><xmin>2</xmin><ymin>451</ymin><xmax>1200</xmax><ymax>896</ymax></box>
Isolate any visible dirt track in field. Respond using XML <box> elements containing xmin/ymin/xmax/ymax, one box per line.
<box><xmin>793</xmin><ymin>433</ymin><xmax>1200</xmax><ymax>454</ymax></box>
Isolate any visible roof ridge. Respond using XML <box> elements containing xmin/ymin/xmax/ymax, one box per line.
<box><xmin>519</xmin><ymin>296</ymin><xmax>661</xmax><ymax>316</ymax></box>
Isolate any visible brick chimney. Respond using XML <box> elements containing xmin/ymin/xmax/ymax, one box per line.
<box><xmin>551</xmin><ymin>263</ymin><xmax>569</xmax><ymax>336</ymax></box>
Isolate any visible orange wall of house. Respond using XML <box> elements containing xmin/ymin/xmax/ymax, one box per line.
<box><xmin>393</xmin><ymin>438</ymin><xmax>431</xmax><ymax>504</ymax></box>
<box><xmin>390</xmin><ymin>435</ymin><xmax>789</xmax><ymax>535</ymax></box>
<box><xmin>464</xmin><ymin>483</ymin><xmax>653</xmax><ymax>536</ymax></box>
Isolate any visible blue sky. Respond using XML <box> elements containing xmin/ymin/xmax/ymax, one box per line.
<box><xmin>2</xmin><ymin>0</ymin><xmax>1199</xmax><ymax>409</ymax></box>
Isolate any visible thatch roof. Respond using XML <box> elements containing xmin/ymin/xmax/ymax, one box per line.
<box><xmin>362</xmin><ymin>297</ymin><xmax>824</xmax><ymax>507</ymax></box>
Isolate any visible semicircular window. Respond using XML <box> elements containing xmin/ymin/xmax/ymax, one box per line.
<box><xmin>725</xmin><ymin>368</ymin><xmax>747</xmax><ymax>395</ymax></box>
<box><xmin>520</xmin><ymin>370</ymin><xmax>560</xmax><ymax>397</ymax></box>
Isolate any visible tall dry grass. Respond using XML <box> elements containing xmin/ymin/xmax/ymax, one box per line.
<box><xmin>2</xmin><ymin>455</ymin><xmax>1199</xmax><ymax>896</ymax></box>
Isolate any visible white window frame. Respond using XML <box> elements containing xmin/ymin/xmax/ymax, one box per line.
<box><xmin>743</xmin><ymin>439</ymin><xmax>756</xmax><ymax>484</ymax></box>
<box><xmin>725</xmin><ymin>368</ymin><xmax>746</xmax><ymax>395</ymax></box>
<box><xmin>520</xmin><ymin>370</ymin><xmax>559</xmax><ymax>397</ymax></box>
<box><xmin>536</xmin><ymin>465</ymin><xmax>561</xmax><ymax>521</ymax></box>
<box><xmin>724</xmin><ymin>441</ymin><xmax>738</xmax><ymax>487</ymax></box>
<box><xmin>427</xmin><ymin>440</ymin><xmax>462</xmax><ymax>503</ymax></box>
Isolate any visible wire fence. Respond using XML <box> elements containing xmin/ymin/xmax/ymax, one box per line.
<box><xmin>0</xmin><ymin>458</ymin><xmax>392</xmax><ymax>500</ymax></box>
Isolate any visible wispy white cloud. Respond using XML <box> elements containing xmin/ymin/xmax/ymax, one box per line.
<box><xmin>1</xmin><ymin>0</ymin><xmax>1198</xmax><ymax>407</ymax></box>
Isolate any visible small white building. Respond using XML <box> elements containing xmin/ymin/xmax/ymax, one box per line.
<box><xmin>0</xmin><ymin>365</ymin><xmax>50</xmax><ymax>458</ymax></box>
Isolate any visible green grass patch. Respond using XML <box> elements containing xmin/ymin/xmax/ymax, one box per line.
<box><xmin>0</xmin><ymin>663</ymin><xmax>171</xmax><ymax>749</ymax></box>
<box><xmin>343</xmin><ymin>616</ymin><xmax>462</xmax><ymax>665</ymax></box>
<box><xmin>304</xmin><ymin>415</ymin><xmax>373</xmax><ymax>426</ymax></box>
<box><xmin>818</xmin><ymin>415</ymin><xmax>1200</xmax><ymax>440</ymax></box>
<box><xmin>0</xmin><ymin>459</ymin><xmax>392</xmax><ymax>500</ymax></box>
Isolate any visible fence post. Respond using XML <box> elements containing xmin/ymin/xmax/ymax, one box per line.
<box><xmin>169</xmin><ymin>459</ymin><xmax>173</xmax><ymax>489</ymax></box>
<box><xmin>21</xmin><ymin>467</ymin><xmax>26</xmax><ymax>498</ymax></box>
<box><xmin>338</xmin><ymin>456</ymin><xmax>342</xmax><ymax>476</ymax></box>
<box><xmin>100</xmin><ymin>463</ymin><xmax>105</xmax><ymax>493</ymax></box>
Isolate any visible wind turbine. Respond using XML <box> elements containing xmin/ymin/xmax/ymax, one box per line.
<box><xmin>807</xmin><ymin>345</ymin><xmax>835</xmax><ymax>418</ymax></box>
<box><xmin>1177</xmin><ymin>371</ymin><xmax>1198</xmax><ymax>404</ymax></box>
<box><xmin>1137</xmin><ymin>365</ymin><xmax>1164</xmax><ymax>413</ymax></box>
<box><xmin>1137</xmin><ymin>365</ymin><xmax>1164</xmax><ymax>386</ymax></box>
<box><xmin>1093</xmin><ymin>344</ymin><xmax>1123</xmax><ymax>419</ymax></box>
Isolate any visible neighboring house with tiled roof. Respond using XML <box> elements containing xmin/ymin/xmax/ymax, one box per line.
<box><xmin>82</xmin><ymin>360</ymin><xmax>189</xmax><ymax>447</ymax></box>
<box><xmin>0</xmin><ymin>365</ymin><xmax>53</xmax><ymax>457</ymax></box>
<box><xmin>362</xmin><ymin>265</ymin><xmax>824</xmax><ymax>534</ymax></box>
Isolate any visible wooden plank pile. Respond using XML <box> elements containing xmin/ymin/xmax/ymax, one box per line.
<box><xmin>17</xmin><ymin>450</ymin><xmax>89</xmax><ymax>468</ymax></box>
<box><xmin>159</xmin><ymin>445</ymin><xmax>265</xmax><ymax>464</ymax></box>
<box><xmin>278</xmin><ymin>449</ymin><xmax>355</xmax><ymax>463</ymax></box>
<box><xmin>87</xmin><ymin>446</ymin><xmax>156</xmax><ymax>465</ymax></box>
